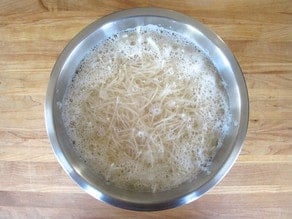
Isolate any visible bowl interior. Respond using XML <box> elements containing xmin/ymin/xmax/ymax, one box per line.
<box><xmin>46</xmin><ymin>8</ymin><xmax>248</xmax><ymax>211</ymax></box>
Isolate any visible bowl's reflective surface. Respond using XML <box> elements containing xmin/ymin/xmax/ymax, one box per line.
<box><xmin>45</xmin><ymin>8</ymin><xmax>248</xmax><ymax>211</ymax></box>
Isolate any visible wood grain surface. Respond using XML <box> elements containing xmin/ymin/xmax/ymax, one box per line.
<box><xmin>0</xmin><ymin>0</ymin><xmax>291</xmax><ymax>218</ymax></box>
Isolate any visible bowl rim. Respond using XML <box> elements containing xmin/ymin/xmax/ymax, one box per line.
<box><xmin>45</xmin><ymin>7</ymin><xmax>249</xmax><ymax>211</ymax></box>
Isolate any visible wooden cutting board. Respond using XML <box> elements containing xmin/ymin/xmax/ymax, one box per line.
<box><xmin>0</xmin><ymin>0</ymin><xmax>291</xmax><ymax>218</ymax></box>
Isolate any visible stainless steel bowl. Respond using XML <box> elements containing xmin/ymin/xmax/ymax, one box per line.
<box><xmin>45</xmin><ymin>8</ymin><xmax>249</xmax><ymax>211</ymax></box>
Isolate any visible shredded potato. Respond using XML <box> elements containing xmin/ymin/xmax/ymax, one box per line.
<box><xmin>62</xmin><ymin>25</ymin><xmax>231</xmax><ymax>192</ymax></box>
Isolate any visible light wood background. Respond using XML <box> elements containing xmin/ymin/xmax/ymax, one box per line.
<box><xmin>0</xmin><ymin>0</ymin><xmax>291</xmax><ymax>218</ymax></box>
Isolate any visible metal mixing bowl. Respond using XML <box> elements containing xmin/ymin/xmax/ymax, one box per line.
<box><xmin>45</xmin><ymin>8</ymin><xmax>249</xmax><ymax>211</ymax></box>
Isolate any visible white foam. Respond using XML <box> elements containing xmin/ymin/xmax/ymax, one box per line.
<box><xmin>62</xmin><ymin>24</ymin><xmax>231</xmax><ymax>192</ymax></box>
